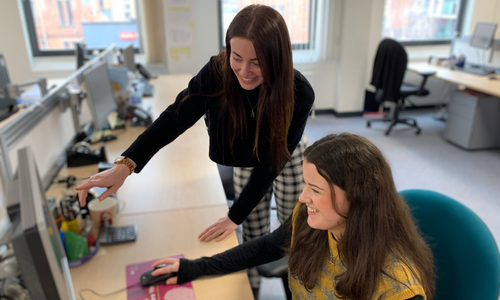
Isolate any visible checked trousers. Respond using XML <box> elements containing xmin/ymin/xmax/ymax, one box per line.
<box><xmin>234</xmin><ymin>134</ymin><xmax>309</xmax><ymax>289</ymax></box>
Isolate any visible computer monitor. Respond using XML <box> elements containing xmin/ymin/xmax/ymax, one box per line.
<box><xmin>0</xmin><ymin>54</ymin><xmax>10</xmax><ymax>87</ymax></box>
<box><xmin>8</xmin><ymin>147</ymin><xmax>76</xmax><ymax>300</ymax></box>
<box><xmin>470</xmin><ymin>22</ymin><xmax>498</xmax><ymax>49</ymax></box>
<box><xmin>75</xmin><ymin>43</ymin><xmax>89</xmax><ymax>70</ymax></box>
<box><xmin>123</xmin><ymin>44</ymin><xmax>136</xmax><ymax>72</ymax></box>
<box><xmin>84</xmin><ymin>61</ymin><xmax>118</xmax><ymax>133</ymax></box>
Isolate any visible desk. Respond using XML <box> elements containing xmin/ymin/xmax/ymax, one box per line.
<box><xmin>407</xmin><ymin>63</ymin><xmax>500</xmax><ymax>97</ymax></box>
<box><xmin>46</xmin><ymin>75</ymin><xmax>253</xmax><ymax>300</ymax></box>
<box><xmin>408</xmin><ymin>63</ymin><xmax>500</xmax><ymax>149</ymax></box>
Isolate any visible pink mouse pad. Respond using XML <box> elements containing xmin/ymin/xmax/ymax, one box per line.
<box><xmin>126</xmin><ymin>254</ymin><xmax>197</xmax><ymax>300</ymax></box>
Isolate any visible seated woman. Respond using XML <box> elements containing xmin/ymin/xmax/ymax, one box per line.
<box><xmin>150</xmin><ymin>133</ymin><xmax>435</xmax><ymax>300</ymax></box>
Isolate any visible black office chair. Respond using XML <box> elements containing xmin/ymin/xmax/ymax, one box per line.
<box><xmin>216</xmin><ymin>164</ymin><xmax>235</xmax><ymax>201</ymax></box>
<box><xmin>256</xmin><ymin>256</ymin><xmax>292</xmax><ymax>300</ymax></box>
<box><xmin>367</xmin><ymin>39</ymin><xmax>435</xmax><ymax>135</ymax></box>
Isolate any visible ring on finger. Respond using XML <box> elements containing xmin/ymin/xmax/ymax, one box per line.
<box><xmin>170</xmin><ymin>265</ymin><xmax>174</xmax><ymax>272</ymax></box>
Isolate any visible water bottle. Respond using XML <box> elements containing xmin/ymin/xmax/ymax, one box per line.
<box><xmin>131</xmin><ymin>87</ymin><xmax>142</xmax><ymax>104</ymax></box>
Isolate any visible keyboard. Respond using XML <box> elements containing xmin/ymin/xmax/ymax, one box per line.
<box><xmin>98</xmin><ymin>225</ymin><xmax>138</xmax><ymax>245</ymax></box>
<box><xmin>454</xmin><ymin>66</ymin><xmax>494</xmax><ymax>76</ymax></box>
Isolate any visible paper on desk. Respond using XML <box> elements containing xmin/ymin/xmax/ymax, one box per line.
<box><xmin>126</xmin><ymin>254</ymin><xmax>197</xmax><ymax>300</ymax></box>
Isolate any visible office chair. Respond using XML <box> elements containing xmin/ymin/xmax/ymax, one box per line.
<box><xmin>217</xmin><ymin>164</ymin><xmax>235</xmax><ymax>201</ymax></box>
<box><xmin>256</xmin><ymin>256</ymin><xmax>292</xmax><ymax>300</ymax></box>
<box><xmin>367</xmin><ymin>39</ymin><xmax>435</xmax><ymax>135</ymax></box>
<box><xmin>399</xmin><ymin>189</ymin><xmax>500</xmax><ymax>300</ymax></box>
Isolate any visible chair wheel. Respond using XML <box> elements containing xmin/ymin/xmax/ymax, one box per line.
<box><xmin>367</xmin><ymin>122</ymin><xmax>371</xmax><ymax>128</ymax></box>
<box><xmin>416</xmin><ymin>129</ymin><xmax>421</xmax><ymax>135</ymax></box>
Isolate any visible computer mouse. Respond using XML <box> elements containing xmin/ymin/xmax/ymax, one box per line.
<box><xmin>140</xmin><ymin>264</ymin><xmax>177</xmax><ymax>286</ymax></box>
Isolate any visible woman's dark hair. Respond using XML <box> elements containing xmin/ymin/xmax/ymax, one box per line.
<box><xmin>215</xmin><ymin>4</ymin><xmax>295</xmax><ymax>171</ymax></box>
<box><xmin>288</xmin><ymin>133</ymin><xmax>435</xmax><ymax>300</ymax></box>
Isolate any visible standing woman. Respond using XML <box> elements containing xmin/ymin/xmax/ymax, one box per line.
<box><xmin>76</xmin><ymin>4</ymin><xmax>314</xmax><ymax>292</ymax></box>
<box><xmin>151</xmin><ymin>133</ymin><xmax>435</xmax><ymax>300</ymax></box>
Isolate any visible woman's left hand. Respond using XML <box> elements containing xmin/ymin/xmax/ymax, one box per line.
<box><xmin>198</xmin><ymin>216</ymin><xmax>238</xmax><ymax>242</ymax></box>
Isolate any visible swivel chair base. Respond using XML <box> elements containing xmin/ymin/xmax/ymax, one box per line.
<box><xmin>366</xmin><ymin>101</ymin><xmax>421</xmax><ymax>136</ymax></box>
<box><xmin>367</xmin><ymin>117</ymin><xmax>421</xmax><ymax>135</ymax></box>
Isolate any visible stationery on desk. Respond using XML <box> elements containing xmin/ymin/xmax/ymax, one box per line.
<box><xmin>41</xmin><ymin>74</ymin><xmax>253</xmax><ymax>300</ymax></box>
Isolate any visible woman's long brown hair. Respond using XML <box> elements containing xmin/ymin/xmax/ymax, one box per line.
<box><xmin>288</xmin><ymin>133</ymin><xmax>435</xmax><ymax>300</ymax></box>
<box><xmin>215</xmin><ymin>4</ymin><xmax>295</xmax><ymax>171</ymax></box>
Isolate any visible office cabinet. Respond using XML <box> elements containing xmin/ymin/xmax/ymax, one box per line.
<box><xmin>443</xmin><ymin>91</ymin><xmax>500</xmax><ymax>150</ymax></box>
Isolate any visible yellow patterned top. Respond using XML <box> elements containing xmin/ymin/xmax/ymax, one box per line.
<box><xmin>289</xmin><ymin>206</ymin><xmax>426</xmax><ymax>300</ymax></box>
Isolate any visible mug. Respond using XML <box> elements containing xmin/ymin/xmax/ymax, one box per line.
<box><xmin>87</xmin><ymin>197</ymin><xmax>126</xmax><ymax>228</ymax></box>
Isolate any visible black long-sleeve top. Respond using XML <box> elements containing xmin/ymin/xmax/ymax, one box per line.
<box><xmin>174</xmin><ymin>216</ymin><xmax>424</xmax><ymax>300</ymax></box>
<box><xmin>177</xmin><ymin>214</ymin><xmax>292</xmax><ymax>284</ymax></box>
<box><xmin>122</xmin><ymin>56</ymin><xmax>315</xmax><ymax>224</ymax></box>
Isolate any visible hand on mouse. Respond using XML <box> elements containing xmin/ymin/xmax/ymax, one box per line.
<box><xmin>198</xmin><ymin>216</ymin><xmax>238</xmax><ymax>242</ymax></box>
<box><xmin>75</xmin><ymin>164</ymin><xmax>130</xmax><ymax>206</ymax></box>
<box><xmin>152</xmin><ymin>258</ymin><xmax>180</xmax><ymax>285</ymax></box>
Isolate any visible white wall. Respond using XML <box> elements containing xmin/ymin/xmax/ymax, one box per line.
<box><xmin>1</xmin><ymin>0</ymin><xmax>498</xmax><ymax>113</ymax></box>
<box><xmin>193</xmin><ymin>1</ymin><xmax>220</xmax><ymax>73</ymax></box>
<box><xmin>469</xmin><ymin>0</ymin><xmax>500</xmax><ymax>38</ymax></box>
<box><xmin>335</xmin><ymin>0</ymin><xmax>377</xmax><ymax>113</ymax></box>
<box><xmin>162</xmin><ymin>0</ymin><xmax>220</xmax><ymax>75</ymax></box>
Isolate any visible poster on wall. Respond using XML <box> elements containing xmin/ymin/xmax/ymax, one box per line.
<box><xmin>164</xmin><ymin>0</ymin><xmax>196</xmax><ymax>73</ymax></box>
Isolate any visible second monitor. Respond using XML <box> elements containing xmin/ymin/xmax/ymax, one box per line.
<box><xmin>470</xmin><ymin>22</ymin><xmax>498</xmax><ymax>50</ymax></box>
<box><xmin>84</xmin><ymin>61</ymin><xmax>118</xmax><ymax>141</ymax></box>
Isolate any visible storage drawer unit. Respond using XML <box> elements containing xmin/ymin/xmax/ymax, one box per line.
<box><xmin>443</xmin><ymin>91</ymin><xmax>500</xmax><ymax>150</ymax></box>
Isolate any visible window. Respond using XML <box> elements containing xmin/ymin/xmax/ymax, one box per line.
<box><xmin>218</xmin><ymin>0</ymin><xmax>326</xmax><ymax>63</ymax></box>
<box><xmin>57</xmin><ymin>1</ymin><xmax>66</xmax><ymax>26</ymax></box>
<box><xmin>66</xmin><ymin>1</ymin><xmax>74</xmax><ymax>26</ymax></box>
<box><xmin>382</xmin><ymin>0</ymin><xmax>467</xmax><ymax>44</ymax></box>
<box><xmin>23</xmin><ymin>0</ymin><xmax>142</xmax><ymax>56</ymax></box>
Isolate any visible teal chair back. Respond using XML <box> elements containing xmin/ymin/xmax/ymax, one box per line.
<box><xmin>399</xmin><ymin>189</ymin><xmax>500</xmax><ymax>300</ymax></box>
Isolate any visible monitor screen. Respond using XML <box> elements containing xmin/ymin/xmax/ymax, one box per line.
<box><xmin>470</xmin><ymin>22</ymin><xmax>498</xmax><ymax>49</ymax></box>
<box><xmin>84</xmin><ymin>61</ymin><xmax>118</xmax><ymax>131</ymax></box>
<box><xmin>9</xmin><ymin>147</ymin><xmax>76</xmax><ymax>300</ymax></box>
<box><xmin>75</xmin><ymin>43</ymin><xmax>88</xmax><ymax>70</ymax></box>
<box><xmin>0</xmin><ymin>54</ymin><xmax>10</xmax><ymax>87</ymax></box>
<box><xmin>123</xmin><ymin>45</ymin><xmax>136</xmax><ymax>72</ymax></box>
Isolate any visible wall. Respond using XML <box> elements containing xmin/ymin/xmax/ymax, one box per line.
<box><xmin>143</xmin><ymin>0</ymin><xmax>167</xmax><ymax>64</ymax></box>
<box><xmin>335</xmin><ymin>0</ymin><xmax>378</xmax><ymax>113</ymax></box>
<box><xmin>0</xmin><ymin>0</ymin><xmax>39</xmax><ymax>83</ymax></box>
<box><xmin>0</xmin><ymin>0</ymin><xmax>497</xmax><ymax>113</ymax></box>
<box><xmin>161</xmin><ymin>0</ymin><xmax>219</xmax><ymax>75</ymax></box>
<box><xmin>469</xmin><ymin>0</ymin><xmax>500</xmax><ymax>38</ymax></box>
